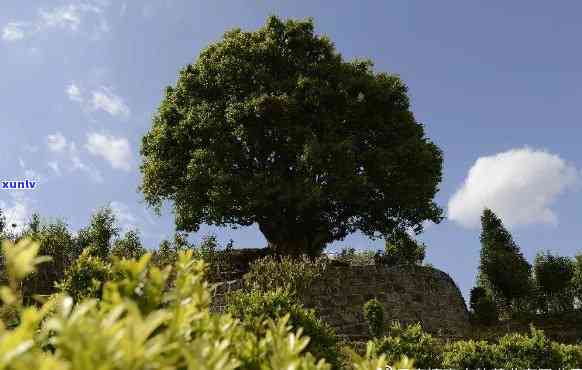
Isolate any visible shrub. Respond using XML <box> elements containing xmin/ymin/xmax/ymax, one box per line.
<box><xmin>191</xmin><ymin>235</ymin><xmax>234</xmax><ymax>281</ymax></box>
<box><xmin>377</xmin><ymin>231</ymin><xmax>426</xmax><ymax>267</ymax></box>
<box><xmin>0</xmin><ymin>237</ymin><xmax>396</xmax><ymax>370</ymax></box>
<box><xmin>244</xmin><ymin>255</ymin><xmax>328</xmax><ymax>294</ymax></box>
<box><xmin>571</xmin><ymin>253</ymin><xmax>582</xmax><ymax>310</ymax></box>
<box><xmin>111</xmin><ymin>229</ymin><xmax>146</xmax><ymax>260</ymax></box>
<box><xmin>333</xmin><ymin>248</ymin><xmax>376</xmax><ymax>266</ymax></box>
<box><xmin>496</xmin><ymin>326</ymin><xmax>563</xmax><ymax>368</ymax></box>
<box><xmin>363</xmin><ymin>298</ymin><xmax>384</xmax><ymax>338</ymax></box>
<box><xmin>534</xmin><ymin>250</ymin><xmax>575</xmax><ymax>313</ymax></box>
<box><xmin>371</xmin><ymin>322</ymin><xmax>442</xmax><ymax>368</ymax></box>
<box><xmin>469</xmin><ymin>286</ymin><xmax>498</xmax><ymax>325</ymax></box>
<box><xmin>226</xmin><ymin>288</ymin><xmax>340</xmax><ymax>369</ymax></box>
<box><xmin>442</xmin><ymin>340</ymin><xmax>499</xmax><ymax>369</ymax></box>
<box><xmin>57</xmin><ymin>249</ymin><xmax>112</xmax><ymax>301</ymax></box>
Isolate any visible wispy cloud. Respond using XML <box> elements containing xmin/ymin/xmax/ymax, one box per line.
<box><xmin>110</xmin><ymin>201</ymin><xmax>137</xmax><ymax>233</ymax></box>
<box><xmin>86</xmin><ymin>132</ymin><xmax>132</xmax><ymax>171</ymax></box>
<box><xmin>45</xmin><ymin>132</ymin><xmax>103</xmax><ymax>182</ymax></box>
<box><xmin>46</xmin><ymin>132</ymin><xmax>68</xmax><ymax>153</ymax></box>
<box><xmin>2</xmin><ymin>2</ymin><xmax>109</xmax><ymax>43</ymax></box>
<box><xmin>0</xmin><ymin>193</ymin><xmax>34</xmax><ymax>234</ymax></box>
<box><xmin>66</xmin><ymin>83</ymin><xmax>83</xmax><ymax>103</ymax></box>
<box><xmin>2</xmin><ymin>22</ymin><xmax>27</xmax><ymax>41</ymax></box>
<box><xmin>91</xmin><ymin>88</ymin><xmax>130</xmax><ymax>118</ymax></box>
<box><xmin>66</xmin><ymin>83</ymin><xmax>130</xmax><ymax>119</ymax></box>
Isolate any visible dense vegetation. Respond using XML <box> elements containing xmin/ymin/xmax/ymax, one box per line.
<box><xmin>470</xmin><ymin>209</ymin><xmax>582</xmax><ymax>325</ymax></box>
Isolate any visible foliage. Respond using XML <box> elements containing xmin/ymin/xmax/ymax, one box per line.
<box><xmin>332</xmin><ymin>248</ymin><xmax>376</xmax><ymax>266</ymax></box>
<box><xmin>478</xmin><ymin>209</ymin><xmax>531</xmax><ymax>312</ymax></box>
<box><xmin>76</xmin><ymin>206</ymin><xmax>120</xmax><ymax>259</ymax></box>
<box><xmin>496</xmin><ymin>326</ymin><xmax>564</xmax><ymax>368</ymax></box>
<box><xmin>574</xmin><ymin>253</ymin><xmax>582</xmax><ymax>309</ymax></box>
<box><xmin>243</xmin><ymin>255</ymin><xmax>328</xmax><ymax>294</ymax></box>
<box><xmin>111</xmin><ymin>229</ymin><xmax>147</xmax><ymax>260</ymax></box>
<box><xmin>377</xmin><ymin>231</ymin><xmax>425</xmax><ymax>266</ymax></box>
<box><xmin>20</xmin><ymin>219</ymin><xmax>78</xmax><ymax>300</ymax></box>
<box><xmin>0</xmin><ymin>237</ymin><xmax>396</xmax><ymax>370</ymax></box>
<box><xmin>370</xmin><ymin>322</ymin><xmax>442</xmax><ymax>368</ymax></box>
<box><xmin>57</xmin><ymin>249</ymin><xmax>112</xmax><ymax>301</ymax></box>
<box><xmin>191</xmin><ymin>235</ymin><xmax>235</xmax><ymax>282</ymax></box>
<box><xmin>441</xmin><ymin>339</ymin><xmax>501</xmax><ymax>369</ymax></box>
<box><xmin>227</xmin><ymin>288</ymin><xmax>340</xmax><ymax>369</ymax></box>
<box><xmin>363</xmin><ymin>298</ymin><xmax>384</xmax><ymax>338</ymax></box>
<box><xmin>533</xmin><ymin>250</ymin><xmax>575</xmax><ymax>313</ymax></box>
<box><xmin>469</xmin><ymin>286</ymin><xmax>498</xmax><ymax>325</ymax></box>
<box><xmin>139</xmin><ymin>15</ymin><xmax>444</xmax><ymax>256</ymax></box>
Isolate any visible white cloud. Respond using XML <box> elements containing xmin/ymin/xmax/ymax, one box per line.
<box><xmin>448</xmin><ymin>147</ymin><xmax>580</xmax><ymax>229</ymax></box>
<box><xmin>0</xmin><ymin>193</ymin><xmax>34</xmax><ymax>234</ymax></box>
<box><xmin>46</xmin><ymin>133</ymin><xmax>103</xmax><ymax>182</ymax></box>
<box><xmin>40</xmin><ymin>5</ymin><xmax>82</xmax><ymax>31</ymax></box>
<box><xmin>46</xmin><ymin>132</ymin><xmax>68</xmax><ymax>153</ymax></box>
<box><xmin>2</xmin><ymin>22</ymin><xmax>27</xmax><ymax>41</ymax></box>
<box><xmin>69</xmin><ymin>142</ymin><xmax>104</xmax><ymax>182</ymax></box>
<box><xmin>110</xmin><ymin>201</ymin><xmax>137</xmax><ymax>232</ymax></box>
<box><xmin>66</xmin><ymin>83</ymin><xmax>83</xmax><ymax>103</ymax></box>
<box><xmin>18</xmin><ymin>158</ymin><xmax>42</xmax><ymax>183</ymax></box>
<box><xmin>86</xmin><ymin>133</ymin><xmax>132</xmax><ymax>171</ymax></box>
<box><xmin>66</xmin><ymin>83</ymin><xmax>130</xmax><ymax>119</ymax></box>
<box><xmin>47</xmin><ymin>161</ymin><xmax>61</xmax><ymax>176</ymax></box>
<box><xmin>91</xmin><ymin>87</ymin><xmax>130</xmax><ymax>118</ymax></box>
<box><xmin>2</xmin><ymin>2</ymin><xmax>109</xmax><ymax>43</ymax></box>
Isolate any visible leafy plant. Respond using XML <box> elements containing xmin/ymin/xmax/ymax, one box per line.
<box><xmin>243</xmin><ymin>255</ymin><xmax>328</xmax><ymax>294</ymax></box>
<box><xmin>371</xmin><ymin>322</ymin><xmax>442</xmax><ymax>368</ymax></box>
<box><xmin>363</xmin><ymin>298</ymin><xmax>384</xmax><ymax>338</ymax></box>
<box><xmin>227</xmin><ymin>288</ymin><xmax>340</xmax><ymax>369</ymax></box>
<box><xmin>469</xmin><ymin>286</ymin><xmax>498</xmax><ymax>325</ymax></box>
<box><xmin>57</xmin><ymin>249</ymin><xmax>112</xmax><ymax>301</ymax></box>
<box><xmin>0</xmin><ymin>237</ymin><xmax>396</xmax><ymax>370</ymax></box>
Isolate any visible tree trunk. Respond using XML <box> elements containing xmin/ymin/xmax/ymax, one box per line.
<box><xmin>258</xmin><ymin>221</ymin><xmax>330</xmax><ymax>257</ymax></box>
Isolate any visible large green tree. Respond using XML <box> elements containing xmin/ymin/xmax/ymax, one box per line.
<box><xmin>140</xmin><ymin>16</ymin><xmax>443</xmax><ymax>255</ymax></box>
<box><xmin>478</xmin><ymin>209</ymin><xmax>531</xmax><ymax>312</ymax></box>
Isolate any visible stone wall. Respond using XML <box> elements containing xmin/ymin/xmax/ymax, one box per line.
<box><xmin>211</xmin><ymin>264</ymin><xmax>470</xmax><ymax>338</ymax></box>
<box><xmin>300</xmin><ymin>265</ymin><xmax>470</xmax><ymax>338</ymax></box>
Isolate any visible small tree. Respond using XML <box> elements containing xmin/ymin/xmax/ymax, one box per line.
<box><xmin>378</xmin><ymin>231</ymin><xmax>426</xmax><ymax>266</ymax></box>
<box><xmin>363</xmin><ymin>298</ymin><xmax>385</xmax><ymax>338</ymax></box>
<box><xmin>478</xmin><ymin>209</ymin><xmax>531</xmax><ymax>313</ymax></box>
<box><xmin>469</xmin><ymin>286</ymin><xmax>498</xmax><ymax>325</ymax></box>
<box><xmin>112</xmin><ymin>229</ymin><xmax>146</xmax><ymax>260</ymax></box>
<box><xmin>76</xmin><ymin>206</ymin><xmax>120</xmax><ymax>260</ymax></box>
<box><xmin>534</xmin><ymin>251</ymin><xmax>575</xmax><ymax>313</ymax></box>
<box><xmin>573</xmin><ymin>253</ymin><xmax>582</xmax><ymax>310</ymax></box>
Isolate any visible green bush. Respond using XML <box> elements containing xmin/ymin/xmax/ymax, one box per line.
<box><xmin>469</xmin><ymin>286</ymin><xmax>498</xmax><ymax>325</ymax></box>
<box><xmin>533</xmin><ymin>250</ymin><xmax>575</xmax><ymax>313</ymax></box>
<box><xmin>377</xmin><ymin>231</ymin><xmax>426</xmax><ymax>267</ymax></box>
<box><xmin>363</xmin><ymin>298</ymin><xmax>384</xmax><ymax>338</ymax></box>
<box><xmin>371</xmin><ymin>322</ymin><xmax>442</xmax><ymax>368</ymax></box>
<box><xmin>226</xmin><ymin>288</ymin><xmax>340</xmax><ymax>369</ymax></box>
<box><xmin>0</xmin><ymin>238</ymin><xmax>395</xmax><ymax>370</ymax></box>
<box><xmin>57</xmin><ymin>248</ymin><xmax>112</xmax><ymax>301</ymax></box>
<box><xmin>244</xmin><ymin>255</ymin><xmax>328</xmax><ymax>294</ymax></box>
<box><xmin>442</xmin><ymin>339</ymin><xmax>500</xmax><ymax>368</ymax></box>
<box><xmin>333</xmin><ymin>248</ymin><xmax>376</xmax><ymax>266</ymax></box>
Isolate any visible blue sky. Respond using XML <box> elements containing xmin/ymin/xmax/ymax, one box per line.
<box><xmin>2</xmin><ymin>1</ymin><xmax>582</xmax><ymax>300</ymax></box>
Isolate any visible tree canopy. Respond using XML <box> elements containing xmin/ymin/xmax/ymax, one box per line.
<box><xmin>140</xmin><ymin>16</ymin><xmax>443</xmax><ymax>255</ymax></box>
